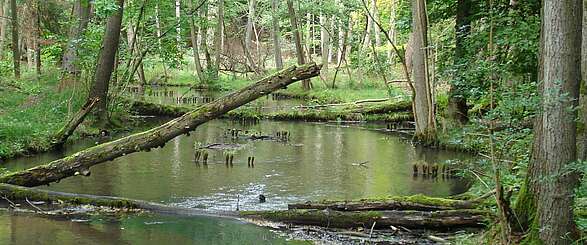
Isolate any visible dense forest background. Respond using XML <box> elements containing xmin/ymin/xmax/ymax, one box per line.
<box><xmin>0</xmin><ymin>0</ymin><xmax>585</xmax><ymax>244</ymax></box>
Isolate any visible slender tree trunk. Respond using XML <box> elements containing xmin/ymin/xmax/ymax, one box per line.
<box><xmin>328</xmin><ymin>18</ymin><xmax>334</xmax><ymax>64</ymax></box>
<box><xmin>411</xmin><ymin>0</ymin><xmax>435</xmax><ymax>142</ymax></box>
<box><xmin>581</xmin><ymin>0</ymin><xmax>587</xmax><ymax>161</ymax></box>
<box><xmin>320</xmin><ymin>13</ymin><xmax>329</xmax><ymax>76</ymax></box>
<box><xmin>89</xmin><ymin>0</ymin><xmax>124</xmax><ymax>124</ymax></box>
<box><xmin>371</xmin><ymin>0</ymin><xmax>381</xmax><ymax>47</ymax></box>
<box><xmin>200</xmin><ymin>1</ymin><xmax>212</xmax><ymax>70</ymax></box>
<box><xmin>0</xmin><ymin>0</ymin><xmax>7</xmax><ymax>60</ymax></box>
<box><xmin>271</xmin><ymin>0</ymin><xmax>283</xmax><ymax>69</ymax></box>
<box><xmin>9</xmin><ymin>0</ymin><xmax>19</xmax><ymax>78</ymax></box>
<box><xmin>212</xmin><ymin>0</ymin><xmax>223</xmax><ymax>80</ymax></box>
<box><xmin>525</xmin><ymin>0</ymin><xmax>582</xmax><ymax>243</ymax></box>
<box><xmin>387</xmin><ymin>0</ymin><xmax>396</xmax><ymax>59</ymax></box>
<box><xmin>245</xmin><ymin>0</ymin><xmax>256</xmax><ymax>69</ymax></box>
<box><xmin>287</xmin><ymin>0</ymin><xmax>310</xmax><ymax>90</ymax></box>
<box><xmin>362</xmin><ymin>1</ymin><xmax>372</xmax><ymax>50</ymax></box>
<box><xmin>34</xmin><ymin>0</ymin><xmax>40</xmax><ymax>75</ymax></box>
<box><xmin>62</xmin><ymin>0</ymin><xmax>91</xmax><ymax>77</ymax></box>
<box><xmin>175</xmin><ymin>0</ymin><xmax>182</xmax><ymax>48</ymax></box>
<box><xmin>447</xmin><ymin>0</ymin><xmax>471</xmax><ymax>124</ymax></box>
<box><xmin>188</xmin><ymin>0</ymin><xmax>204</xmax><ymax>82</ymax></box>
<box><xmin>154</xmin><ymin>3</ymin><xmax>168</xmax><ymax>78</ymax></box>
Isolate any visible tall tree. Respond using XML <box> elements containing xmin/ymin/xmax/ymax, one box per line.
<box><xmin>287</xmin><ymin>0</ymin><xmax>310</xmax><ymax>90</ymax></box>
<box><xmin>270</xmin><ymin>0</ymin><xmax>283</xmax><ymax>69</ymax></box>
<box><xmin>0</xmin><ymin>0</ymin><xmax>6</xmax><ymax>59</ymax></box>
<box><xmin>371</xmin><ymin>0</ymin><xmax>381</xmax><ymax>47</ymax></box>
<box><xmin>62</xmin><ymin>0</ymin><xmax>91</xmax><ymax>78</ymax></box>
<box><xmin>411</xmin><ymin>0</ymin><xmax>435</xmax><ymax>142</ymax></box>
<box><xmin>516</xmin><ymin>0</ymin><xmax>583</xmax><ymax>243</ymax></box>
<box><xmin>244</xmin><ymin>0</ymin><xmax>258</xmax><ymax>71</ymax></box>
<box><xmin>89</xmin><ymin>0</ymin><xmax>124</xmax><ymax>124</ymax></box>
<box><xmin>211</xmin><ymin>0</ymin><xmax>223</xmax><ymax>80</ymax></box>
<box><xmin>447</xmin><ymin>0</ymin><xmax>471</xmax><ymax>124</ymax></box>
<box><xmin>188</xmin><ymin>0</ymin><xmax>204</xmax><ymax>82</ymax></box>
<box><xmin>9</xmin><ymin>0</ymin><xmax>19</xmax><ymax>78</ymax></box>
<box><xmin>320</xmin><ymin>13</ymin><xmax>329</xmax><ymax>75</ymax></box>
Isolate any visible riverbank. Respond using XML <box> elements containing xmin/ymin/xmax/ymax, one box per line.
<box><xmin>0</xmin><ymin>70</ymin><xmax>99</xmax><ymax>161</ymax></box>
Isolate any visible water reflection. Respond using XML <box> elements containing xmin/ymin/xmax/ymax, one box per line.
<box><xmin>5</xmin><ymin>120</ymin><xmax>470</xmax><ymax>211</ymax></box>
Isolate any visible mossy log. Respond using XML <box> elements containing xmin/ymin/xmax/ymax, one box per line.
<box><xmin>0</xmin><ymin>64</ymin><xmax>321</xmax><ymax>187</ymax></box>
<box><xmin>288</xmin><ymin>194</ymin><xmax>476</xmax><ymax>211</ymax></box>
<box><xmin>129</xmin><ymin>98</ymin><xmax>413</xmax><ymax>123</ymax></box>
<box><xmin>241</xmin><ymin>209</ymin><xmax>489</xmax><ymax>229</ymax></box>
<box><xmin>51</xmin><ymin>97</ymin><xmax>100</xmax><ymax>147</ymax></box>
<box><xmin>0</xmin><ymin>183</ymin><xmax>235</xmax><ymax>217</ymax></box>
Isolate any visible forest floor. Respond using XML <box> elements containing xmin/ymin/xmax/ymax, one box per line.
<box><xmin>0</xmin><ymin>69</ymin><xmax>107</xmax><ymax>161</ymax></box>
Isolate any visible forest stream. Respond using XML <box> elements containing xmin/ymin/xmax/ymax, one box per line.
<box><xmin>0</xmin><ymin>86</ymin><xmax>473</xmax><ymax>244</ymax></box>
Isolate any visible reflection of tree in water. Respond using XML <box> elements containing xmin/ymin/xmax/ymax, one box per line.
<box><xmin>414</xmin><ymin>145</ymin><xmax>439</xmax><ymax>165</ymax></box>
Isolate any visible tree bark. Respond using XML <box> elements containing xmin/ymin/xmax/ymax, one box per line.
<box><xmin>243</xmin><ymin>209</ymin><xmax>488</xmax><ymax>229</ymax></box>
<box><xmin>175</xmin><ymin>0</ymin><xmax>182</xmax><ymax>48</ymax></box>
<box><xmin>211</xmin><ymin>0</ymin><xmax>224</xmax><ymax>80</ymax></box>
<box><xmin>525</xmin><ymin>0</ymin><xmax>582</xmax><ymax>243</ymax></box>
<box><xmin>271</xmin><ymin>0</ymin><xmax>283</xmax><ymax>69</ymax></box>
<box><xmin>188</xmin><ymin>0</ymin><xmax>205</xmax><ymax>82</ymax></box>
<box><xmin>0</xmin><ymin>64</ymin><xmax>321</xmax><ymax>187</ymax></box>
<box><xmin>245</xmin><ymin>0</ymin><xmax>257</xmax><ymax>69</ymax></box>
<box><xmin>411</xmin><ymin>0</ymin><xmax>436</xmax><ymax>142</ymax></box>
<box><xmin>51</xmin><ymin>97</ymin><xmax>100</xmax><ymax>147</ymax></box>
<box><xmin>387</xmin><ymin>0</ymin><xmax>396</xmax><ymax>59</ymax></box>
<box><xmin>62</xmin><ymin>0</ymin><xmax>91</xmax><ymax>78</ymax></box>
<box><xmin>287</xmin><ymin>0</ymin><xmax>311</xmax><ymax>90</ymax></box>
<box><xmin>10</xmin><ymin>0</ymin><xmax>19</xmax><ymax>78</ymax></box>
<box><xmin>288</xmin><ymin>195</ymin><xmax>475</xmax><ymax>211</ymax></box>
<box><xmin>0</xmin><ymin>0</ymin><xmax>6</xmax><ymax>59</ymax></box>
<box><xmin>89</xmin><ymin>0</ymin><xmax>124</xmax><ymax>123</ymax></box>
<box><xmin>320</xmin><ymin>13</ymin><xmax>330</xmax><ymax>76</ymax></box>
<box><xmin>371</xmin><ymin>0</ymin><xmax>381</xmax><ymax>47</ymax></box>
<box><xmin>447</xmin><ymin>0</ymin><xmax>471</xmax><ymax>125</ymax></box>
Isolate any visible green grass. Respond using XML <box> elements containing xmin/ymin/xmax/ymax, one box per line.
<box><xmin>0</xmin><ymin>68</ymin><xmax>92</xmax><ymax>160</ymax></box>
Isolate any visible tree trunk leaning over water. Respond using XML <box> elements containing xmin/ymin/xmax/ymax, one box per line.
<box><xmin>0</xmin><ymin>64</ymin><xmax>322</xmax><ymax>187</ymax></box>
<box><xmin>89</xmin><ymin>0</ymin><xmax>124</xmax><ymax>124</ymax></box>
<box><xmin>411</xmin><ymin>0</ymin><xmax>436</xmax><ymax>143</ymax></box>
<box><xmin>51</xmin><ymin>97</ymin><xmax>100</xmax><ymax>148</ymax></box>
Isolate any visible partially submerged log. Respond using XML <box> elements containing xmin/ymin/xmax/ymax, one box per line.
<box><xmin>288</xmin><ymin>194</ymin><xmax>476</xmax><ymax>211</ymax></box>
<box><xmin>0</xmin><ymin>183</ymin><xmax>235</xmax><ymax>217</ymax></box>
<box><xmin>129</xmin><ymin>98</ymin><xmax>413</xmax><ymax>123</ymax></box>
<box><xmin>0</xmin><ymin>64</ymin><xmax>321</xmax><ymax>187</ymax></box>
<box><xmin>241</xmin><ymin>209</ymin><xmax>489</xmax><ymax>229</ymax></box>
<box><xmin>51</xmin><ymin>97</ymin><xmax>100</xmax><ymax>147</ymax></box>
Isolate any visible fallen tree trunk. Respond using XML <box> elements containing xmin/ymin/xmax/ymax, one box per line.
<box><xmin>0</xmin><ymin>183</ymin><xmax>236</xmax><ymax>217</ymax></box>
<box><xmin>241</xmin><ymin>209</ymin><xmax>489</xmax><ymax>229</ymax></box>
<box><xmin>129</xmin><ymin>99</ymin><xmax>413</xmax><ymax>123</ymax></box>
<box><xmin>51</xmin><ymin>97</ymin><xmax>100</xmax><ymax>147</ymax></box>
<box><xmin>0</xmin><ymin>64</ymin><xmax>321</xmax><ymax>187</ymax></box>
<box><xmin>288</xmin><ymin>194</ymin><xmax>476</xmax><ymax>211</ymax></box>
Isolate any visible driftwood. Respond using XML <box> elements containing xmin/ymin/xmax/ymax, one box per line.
<box><xmin>242</xmin><ymin>209</ymin><xmax>489</xmax><ymax>229</ymax></box>
<box><xmin>287</xmin><ymin>194</ymin><xmax>476</xmax><ymax>212</ymax></box>
<box><xmin>0</xmin><ymin>64</ymin><xmax>321</xmax><ymax>187</ymax></box>
<box><xmin>51</xmin><ymin>97</ymin><xmax>100</xmax><ymax>147</ymax></box>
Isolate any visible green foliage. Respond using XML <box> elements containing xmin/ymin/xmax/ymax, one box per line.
<box><xmin>0</xmin><ymin>69</ymin><xmax>89</xmax><ymax>160</ymax></box>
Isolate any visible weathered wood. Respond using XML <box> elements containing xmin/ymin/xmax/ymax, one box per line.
<box><xmin>288</xmin><ymin>194</ymin><xmax>475</xmax><ymax>212</ymax></box>
<box><xmin>242</xmin><ymin>209</ymin><xmax>489</xmax><ymax>229</ymax></box>
<box><xmin>52</xmin><ymin>97</ymin><xmax>100</xmax><ymax>147</ymax></box>
<box><xmin>0</xmin><ymin>64</ymin><xmax>321</xmax><ymax>187</ymax></box>
<box><xmin>0</xmin><ymin>183</ymin><xmax>235</xmax><ymax>217</ymax></box>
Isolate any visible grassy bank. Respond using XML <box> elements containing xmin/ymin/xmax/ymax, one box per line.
<box><xmin>0</xmin><ymin>69</ymin><xmax>96</xmax><ymax>161</ymax></box>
